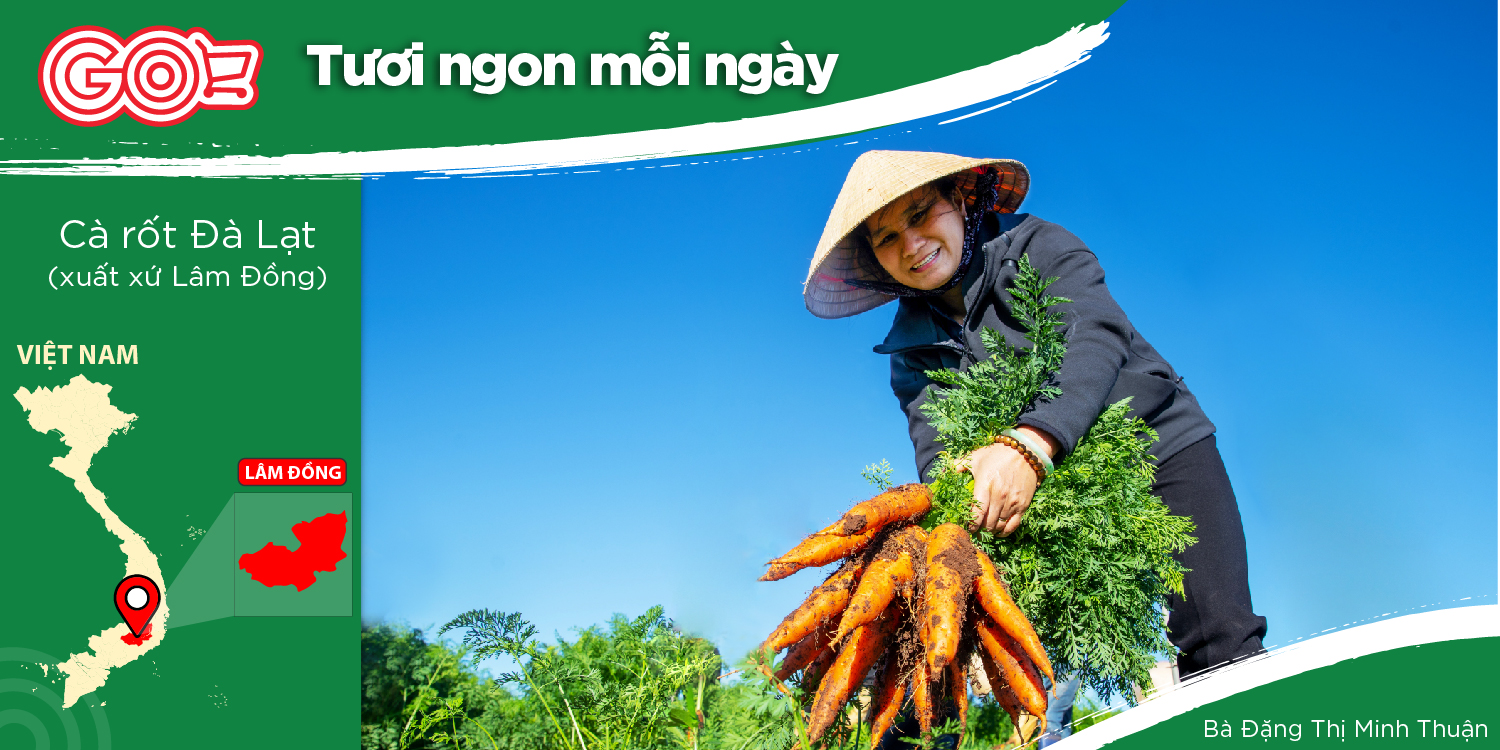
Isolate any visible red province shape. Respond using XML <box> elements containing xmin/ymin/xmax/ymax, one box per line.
<box><xmin>238</xmin><ymin>511</ymin><xmax>348</xmax><ymax>591</ymax></box>
<box><xmin>121</xmin><ymin>623</ymin><xmax>153</xmax><ymax>645</ymax></box>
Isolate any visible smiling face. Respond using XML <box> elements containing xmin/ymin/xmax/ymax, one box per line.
<box><xmin>863</xmin><ymin>183</ymin><xmax>967</xmax><ymax>291</ymax></box>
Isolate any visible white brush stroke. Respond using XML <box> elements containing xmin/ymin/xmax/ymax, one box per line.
<box><xmin>0</xmin><ymin>22</ymin><xmax>1109</xmax><ymax>177</ymax></box>
<box><xmin>939</xmin><ymin>79</ymin><xmax>1058</xmax><ymax>125</ymax></box>
<box><xmin>1053</xmin><ymin>604</ymin><xmax>1499</xmax><ymax>750</ymax></box>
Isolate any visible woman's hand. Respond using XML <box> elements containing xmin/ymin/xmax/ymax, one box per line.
<box><xmin>960</xmin><ymin>426</ymin><xmax>1059</xmax><ymax>536</ymax></box>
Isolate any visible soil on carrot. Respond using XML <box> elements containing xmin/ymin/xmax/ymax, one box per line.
<box><xmin>929</xmin><ymin>532</ymin><xmax>981</xmax><ymax>606</ymax></box>
<box><xmin>846</xmin><ymin>598</ymin><xmax>872</xmax><ymax>619</ymax></box>
<box><xmin>891</xmin><ymin>609</ymin><xmax>922</xmax><ymax>679</ymax></box>
<box><xmin>839</xmin><ymin>484</ymin><xmax>927</xmax><ymax>534</ymax></box>
<box><xmin>869</xmin><ymin>528</ymin><xmax>904</xmax><ymax>563</ymax></box>
<box><xmin>841</xmin><ymin>515</ymin><xmax>869</xmax><ymax>535</ymax></box>
<box><xmin>924</xmin><ymin>532</ymin><xmax>981</xmax><ymax>663</ymax></box>
<box><xmin>930</xmin><ymin>533</ymin><xmax>982</xmax><ymax>583</ymax></box>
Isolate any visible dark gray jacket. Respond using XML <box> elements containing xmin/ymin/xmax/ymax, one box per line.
<box><xmin>875</xmin><ymin>213</ymin><xmax>1216</xmax><ymax>481</ymax></box>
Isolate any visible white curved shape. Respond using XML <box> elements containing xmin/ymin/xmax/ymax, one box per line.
<box><xmin>1056</xmin><ymin>605</ymin><xmax>1500</xmax><ymax>750</ymax></box>
<box><xmin>2</xmin><ymin>22</ymin><xmax>1109</xmax><ymax>177</ymax></box>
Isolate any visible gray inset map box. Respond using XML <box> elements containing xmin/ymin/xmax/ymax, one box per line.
<box><xmin>233</xmin><ymin>492</ymin><xmax>352</xmax><ymax>617</ymax></box>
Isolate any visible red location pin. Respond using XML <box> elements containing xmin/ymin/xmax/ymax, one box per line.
<box><xmin>114</xmin><ymin>575</ymin><xmax>160</xmax><ymax>638</ymax></box>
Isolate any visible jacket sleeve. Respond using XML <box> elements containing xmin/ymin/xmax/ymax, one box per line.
<box><xmin>1012</xmin><ymin>226</ymin><xmax>1137</xmax><ymax>460</ymax></box>
<box><xmin>890</xmin><ymin>348</ymin><xmax>949</xmax><ymax>482</ymax></box>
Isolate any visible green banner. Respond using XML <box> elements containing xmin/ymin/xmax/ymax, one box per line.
<box><xmin>2</xmin><ymin>0</ymin><xmax>1122</xmax><ymax>162</ymax></box>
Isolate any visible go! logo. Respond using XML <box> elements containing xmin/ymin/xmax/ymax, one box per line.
<box><xmin>39</xmin><ymin>26</ymin><xmax>262</xmax><ymax>126</ymax></box>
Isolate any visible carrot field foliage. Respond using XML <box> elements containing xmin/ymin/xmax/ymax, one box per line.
<box><xmin>435</xmin><ymin>606</ymin><xmax>728</xmax><ymax>750</ymax></box>
<box><xmin>362</xmin><ymin>622</ymin><xmax>546</xmax><ymax>749</ymax></box>
<box><xmin>361</xmin><ymin>609</ymin><xmax>1040</xmax><ymax>750</ymax></box>
<box><xmin>917</xmin><ymin>257</ymin><xmax>1196</xmax><ymax>704</ymax></box>
<box><xmin>362</xmin><ymin>609</ymin><xmax>831</xmax><ymax>750</ymax></box>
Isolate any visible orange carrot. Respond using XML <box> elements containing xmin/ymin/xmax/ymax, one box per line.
<box><xmin>761</xmin><ymin>561</ymin><xmax>863</xmax><ymax>653</ymax></box>
<box><xmin>994</xmin><ymin>626</ymin><xmax>1045</xmax><ymax>701</ymax></box>
<box><xmin>775</xmin><ymin>626</ymin><xmax>832</xmax><ymax>681</ymax></box>
<box><xmin>978</xmin><ymin>648</ymin><xmax>1024</xmax><ymax>729</ymax></box>
<box><xmin>762</xmin><ymin>526</ymin><xmax>880</xmax><ymax>581</ymax></box>
<box><xmin>802</xmin><ymin>643</ymin><xmax>839</xmax><ymax>693</ymax></box>
<box><xmin>948</xmin><ymin>655</ymin><xmax>969</xmax><ymax>732</ymax></box>
<box><xmin>913</xmin><ymin>657</ymin><xmax>934</xmax><ymax>736</ymax></box>
<box><xmin>833</xmin><ymin>534</ymin><xmax>916</xmax><ymax>645</ymax></box>
<box><xmin>923</xmin><ymin>524</ymin><xmax>977</xmax><ymax>675</ymax></box>
<box><xmin>974</xmin><ymin>616</ymin><xmax>1047</xmax><ymax>718</ymax></box>
<box><xmin>805</xmin><ymin>604</ymin><xmax>901</xmax><ymax>742</ymax></box>
<box><xmin>972</xmin><ymin>548</ymin><xmax>1053</xmax><ymax>681</ymax></box>
<box><xmin>816</xmin><ymin>484</ymin><xmax>933</xmax><ymax>536</ymax></box>
<box><xmin>867</xmin><ymin>650</ymin><xmax>907</xmax><ymax>750</ymax></box>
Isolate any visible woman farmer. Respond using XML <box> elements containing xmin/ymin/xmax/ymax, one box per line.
<box><xmin>803</xmin><ymin>150</ymin><xmax>1268</xmax><ymax>688</ymax></box>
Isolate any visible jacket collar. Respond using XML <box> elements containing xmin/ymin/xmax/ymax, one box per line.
<box><xmin>872</xmin><ymin>212</ymin><xmax>1026</xmax><ymax>355</ymax></box>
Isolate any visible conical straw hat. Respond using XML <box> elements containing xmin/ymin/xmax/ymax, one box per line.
<box><xmin>803</xmin><ymin>150</ymin><xmax>1029</xmax><ymax>319</ymax></box>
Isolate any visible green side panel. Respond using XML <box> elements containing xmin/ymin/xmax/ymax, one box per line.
<box><xmin>0</xmin><ymin>174</ymin><xmax>362</xmax><ymax>749</ymax></box>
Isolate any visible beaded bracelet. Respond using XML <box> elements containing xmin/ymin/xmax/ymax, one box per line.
<box><xmin>1001</xmin><ymin>428</ymin><xmax>1054</xmax><ymax>474</ymax></box>
<box><xmin>993</xmin><ymin>435</ymin><xmax>1048</xmax><ymax>484</ymax></box>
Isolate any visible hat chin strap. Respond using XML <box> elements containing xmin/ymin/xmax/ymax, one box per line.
<box><xmin>842</xmin><ymin>168</ymin><xmax>1001</xmax><ymax>299</ymax></box>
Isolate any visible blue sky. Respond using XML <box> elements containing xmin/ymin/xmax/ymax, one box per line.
<box><xmin>361</xmin><ymin>0</ymin><xmax>1497</xmax><ymax>673</ymax></box>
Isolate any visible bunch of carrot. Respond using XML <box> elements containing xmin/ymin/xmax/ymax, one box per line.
<box><xmin>758</xmin><ymin>483</ymin><xmax>1053</xmax><ymax>747</ymax></box>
